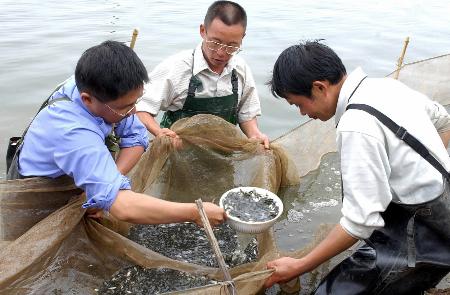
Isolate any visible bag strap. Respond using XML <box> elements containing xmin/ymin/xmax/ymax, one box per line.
<box><xmin>19</xmin><ymin>83</ymin><xmax>70</xmax><ymax>140</ymax></box>
<box><xmin>346</xmin><ymin>103</ymin><xmax>450</xmax><ymax>180</ymax></box>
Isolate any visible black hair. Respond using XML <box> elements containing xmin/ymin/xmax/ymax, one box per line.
<box><xmin>75</xmin><ymin>40</ymin><xmax>149</xmax><ymax>102</ymax></box>
<box><xmin>204</xmin><ymin>1</ymin><xmax>247</xmax><ymax>30</ymax></box>
<box><xmin>268</xmin><ymin>40</ymin><xmax>346</xmax><ymax>99</ymax></box>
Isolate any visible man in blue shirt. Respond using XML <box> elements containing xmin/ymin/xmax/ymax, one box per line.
<box><xmin>10</xmin><ymin>41</ymin><xmax>225</xmax><ymax>227</ymax></box>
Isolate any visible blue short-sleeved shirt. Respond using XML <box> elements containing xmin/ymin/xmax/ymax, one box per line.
<box><xmin>18</xmin><ymin>76</ymin><xmax>149</xmax><ymax>211</ymax></box>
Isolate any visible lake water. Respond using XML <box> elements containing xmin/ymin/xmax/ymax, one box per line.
<box><xmin>1</xmin><ymin>0</ymin><xmax>450</xmax><ymax>178</ymax></box>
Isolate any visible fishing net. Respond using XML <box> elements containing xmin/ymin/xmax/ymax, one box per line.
<box><xmin>0</xmin><ymin>115</ymin><xmax>338</xmax><ymax>294</ymax></box>
<box><xmin>388</xmin><ymin>53</ymin><xmax>450</xmax><ymax>105</ymax></box>
<box><xmin>1</xmin><ymin>54</ymin><xmax>450</xmax><ymax>294</ymax></box>
<box><xmin>0</xmin><ymin>113</ymin><xmax>337</xmax><ymax>295</ymax></box>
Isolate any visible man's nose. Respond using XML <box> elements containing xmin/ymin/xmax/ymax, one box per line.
<box><xmin>216</xmin><ymin>45</ymin><xmax>228</xmax><ymax>56</ymax></box>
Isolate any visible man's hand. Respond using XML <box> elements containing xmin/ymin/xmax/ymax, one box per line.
<box><xmin>265</xmin><ymin>257</ymin><xmax>302</xmax><ymax>288</ymax></box>
<box><xmin>249</xmin><ymin>132</ymin><xmax>270</xmax><ymax>149</ymax></box>
<box><xmin>156</xmin><ymin>128</ymin><xmax>183</xmax><ymax>149</ymax></box>
<box><xmin>86</xmin><ymin>208</ymin><xmax>104</xmax><ymax>219</ymax></box>
<box><xmin>192</xmin><ymin>202</ymin><xmax>227</xmax><ymax>227</ymax></box>
<box><xmin>156</xmin><ymin>128</ymin><xmax>178</xmax><ymax>138</ymax></box>
<box><xmin>136</xmin><ymin>112</ymin><xmax>180</xmax><ymax>146</ymax></box>
<box><xmin>239</xmin><ymin>118</ymin><xmax>270</xmax><ymax>149</ymax></box>
<box><xmin>265</xmin><ymin>224</ymin><xmax>358</xmax><ymax>288</ymax></box>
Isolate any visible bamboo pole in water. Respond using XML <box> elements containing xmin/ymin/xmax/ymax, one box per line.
<box><xmin>394</xmin><ymin>36</ymin><xmax>410</xmax><ymax>79</ymax></box>
<box><xmin>130</xmin><ymin>28</ymin><xmax>139</xmax><ymax>50</ymax></box>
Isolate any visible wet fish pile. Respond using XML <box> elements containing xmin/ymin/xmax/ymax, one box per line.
<box><xmin>223</xmin><ymin>189</ymin><xmax>279</xmax><ymax>222</ymax></box>
<box><xmin>97</xmin><ymin>222</ymin><xmax>258</xmax><ymax>294</ymax></box>
<box><xmin>97</xmin><ymin>267</ymin><xmax>215</xmax><ymax>295</ymax></box>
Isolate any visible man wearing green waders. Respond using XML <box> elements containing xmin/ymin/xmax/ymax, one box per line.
<box><xmin>136</xmin><ymin>1</ymin><xmax>269</xmax><ymax>149</ymax></box>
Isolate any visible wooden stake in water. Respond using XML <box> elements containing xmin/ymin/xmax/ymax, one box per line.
<box><xmin>394</xmin><ymin>36</ymin><xmax>410</xmax><ymax>80</ymax></box>
<box><xmin>130</xmin><ymin>28</ymin><xmax>139</xmax><ymax>50</ymax></box>
<box><xmin>195</xmin><ymin>199</ymin><xmax>237</xmax><ymax>295</ymax></box>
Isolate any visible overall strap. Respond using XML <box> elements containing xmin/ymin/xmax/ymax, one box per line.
<box><xmin>346</xmin><ymin>103</ymin><xmax>450</xmax><ymax>180</ymax></box>
<box><xmin>20</xmin><ymin>95</ymin><xmax>71</xmax><ymax>141</ymax></box>
<box><xmin>14</xmin><ymin>77</ymin><xmax>70</xmax><ymax>154</ymax></box>
<box><xmin>6</xmin><ymin>91</ymin><xmax>71</xmax><ymax>174</ymax></box>
<box><xmin>187</xmin><ymin>49</ymin><xmax>202</xmax><ymax>98</ymax></box>
<box><xmin>187</xmin><ymin>76</ymin><xmax>202</xmax><ymax>98</ymax></box>
<box><xmin>191</xmin><ymin>49</ymin><xmax>195</xmax><ymax>75</ymax></box>
<box><xmin>231</xmin><ymin>69</ymin><xmax>238</xmax><ymax>94</ymax></box>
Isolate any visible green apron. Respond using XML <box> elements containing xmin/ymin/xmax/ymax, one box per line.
<box><xmin>160</xmin><ymin>50</ymin><xmax>239</xmax><ymax>128</ymax></box>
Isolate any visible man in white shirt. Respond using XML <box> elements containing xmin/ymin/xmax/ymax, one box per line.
<box><xmin>264</xmin><ymin>41</ymin><xmax>450</xmax><ymax>294</ymax></box>
<box><xmin>136</xmin><ymin>1</ymin><xmax>269</xmax><ymax>148</ymax></box>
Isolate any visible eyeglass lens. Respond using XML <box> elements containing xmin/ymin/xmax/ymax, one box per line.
<box><xmin>206</xmin><ymin>40</ymin><xmax>240</xmax><ymax>55</ymax></box>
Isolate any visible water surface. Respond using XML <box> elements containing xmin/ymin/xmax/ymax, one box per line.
<box><xmin>1</xmin><ymin>0</ymin><xmax>450</xmax><ymax>178</ymax></box>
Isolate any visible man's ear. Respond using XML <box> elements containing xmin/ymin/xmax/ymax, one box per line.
<box><xmin>311</xmin><ymin>81</ymin><xmax>328</xmax><ymax>96</ymax></box>
<box><xmin>200</xmin><ymin>24</ymin><xmax>206</xmax><ymax>39</ymax></box>
<box><xmin>80</xmin><ymin>92</ymin><xmax>93</xmax><ymax>106</ymax></box>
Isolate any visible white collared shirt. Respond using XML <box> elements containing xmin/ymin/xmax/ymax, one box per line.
<box><xmin>335</xmin><ymin>67</ymin><xmax>450</xmax><ymax>239</ymax></box>
<box><xmin>136</xmin><ymin>42</ymin><xmax>261</xmax><ymax>123</ymax></box>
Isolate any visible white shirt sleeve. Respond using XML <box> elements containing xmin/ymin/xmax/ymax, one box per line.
<box><xmin>338</xmin><ymin>130</ymin><xmax>392</xmax><ymax>239</ymax></box>
<box><xmin>135</xmin><ymin>60</ymin><xmax>179</xmax><ymax>116</ymax></box>
<box><xmin>425</xmin><ymin>99</ymin><xmax>450</xmax><ymax>132</ymax></box>
<box><xmin>236</xmin><ymin>61</ymin><xmax>261</xmax><ymax>123</ymax></box>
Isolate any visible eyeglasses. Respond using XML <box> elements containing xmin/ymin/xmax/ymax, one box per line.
<box><xmin>205</xmin><ymin>40</ymin><xmax>242</xmax><ymax>56</ymax></box>
<box><xmin>103</xmin><ymin>97</ymin><xmax>143</xmax><ymax>118</ymax></box>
